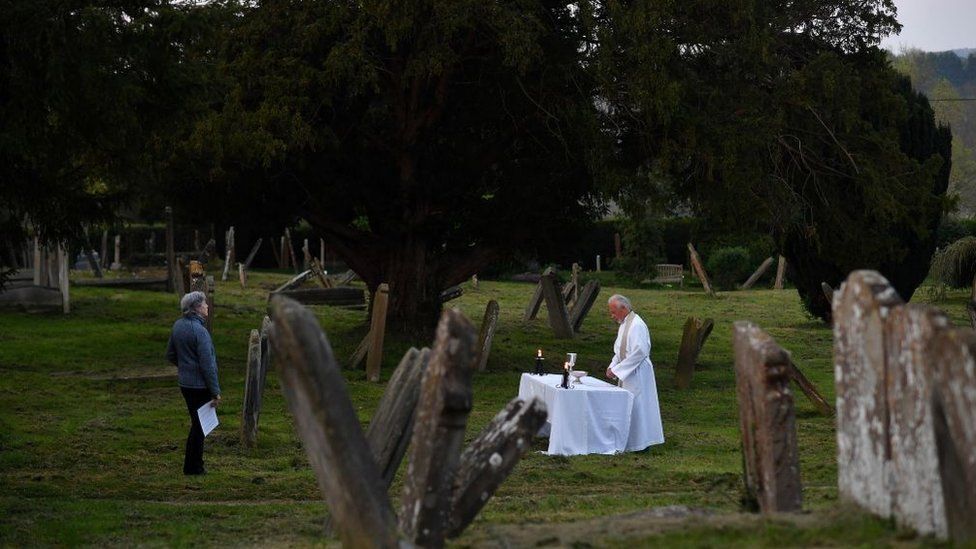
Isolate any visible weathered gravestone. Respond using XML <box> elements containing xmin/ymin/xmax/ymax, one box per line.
<box><xmin>272</xmin><ymin>269</ymin><xmax>313</xmax><ymax>293</ymax></box>
<box><xmin>821</xmin><ymin>282</ymin><xmax>834</xmax><ymax>306</ymax></box>
<box><xmin>773</xmin><ymin>255</ymin><xmax>787</xmax><ymax>290</ymax></box>
<box><xmin>785</xmin><ymin>361</ymin><xmax>832</xmax><ymax>417</ymax></box>
<box><xmin>476</xmin><ymin>300</ymin><xmax>500</xmax><ymax>372</ymax></box>
<box><xmin>687</xmin><ymin>243</ymin><xmax>715</xmax><ymax>296</ymax></box>
<box><xmin>365</xmin><ymin>283</ymin><xmax>390</xmax><ymax>383</ymax></box>
<box><xmin>242</xmin><ymin>238</ymin><xmax>262</xmax><ymax>270</ymax></box>
<box><xmin>221</xmin><ymin>226</ymin><xmax>235</xmax><ymax>282</ymax></box>
<box><xmin>269</xmin><ymin>298</ymin><xmax>546</xmax><ymax>547</ymax></box>
<box><xmin>439</xmin><ymin>285</ymin><xmax>463</xmax><ymax>303</ymax></box>
<box><xmin>268</xmin><ymin>296</ymin><xmax>399</xmax><ymax>547</ymax></box>
<box><xmin>568</xmin><ymin>279</ymin><xmax>601</xmax><ymax>332</ymax></box>
<box><xmin>539</xmin><ymin>272</ymin><xmax>574</xmax><ymax>339</ymax></box>
<box><xmin>740</xmin><ymin>257</ymin><xmax>775</xmax><ymax>290</ymax></box>
<box><xmin>833</xmin><ymin>270</ymin><xmax>904</xmax><ymax>520</ymax></box>
<box><xmin>309</xmin><ymin>258</ymin><xmax>331</xmax><ymax>288</ymax></box>
<box><xmin>833</xmin><ymin>270</ymin><xmax>971</xmax><ymax>539</ymax></box>
<box><xmin>241</xmin><ymin>329</ymin><xmax>263</xmax><ymax>448</ymax></box>
<box><xmin>885</xmin><ymin>305</ymin><xmax>950</xmax><ymax>538</ymax></box>
<box><xmin>366</xmin><ymin>347</ymin><xmax>431</xmax><ymax>486</ymax></box>
<box><xmin>732</xmin><ymin>321</ymin><xmax>802</xmax><ymax>513</ymax></box>
<box><xmin>111</xmin><ymin>234</ymin><xmax>121</xmax><ymax>270</ymax></box>
<box><xmin>675</xmin><ymin>316</ymin><xmax>714</xmax><ymax>389</ymax></box>
<box><xmin>284</xmin><ymin>228</ymin><xmax>299</xmax><ymax>273</ymax></box>
<box><xmin>930</xmin><ymin>329</ymin><xmax>976</xmax><ymax>542</ymax></box>
<box><xmin>522</xmin><ymin>267</ymin><xmax>555</xmax><ymax>321</ymax></box>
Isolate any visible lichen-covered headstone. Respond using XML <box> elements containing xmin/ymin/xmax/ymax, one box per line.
<box><xmin>833</xmin><ymin>270</ymin><xmax>903</xmax><ymax>518</ymax></box>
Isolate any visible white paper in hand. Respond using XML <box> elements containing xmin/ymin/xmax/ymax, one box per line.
<box><xmin>197</xmin><ymin>401</ymin><xmax>219</xmax><ymax>437</ymax></box>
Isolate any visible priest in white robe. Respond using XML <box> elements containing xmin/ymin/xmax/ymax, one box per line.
<box><xmin>606</xmin><ymin>294</ymin><xmax>665</xmax><ymax>451</ymax></box>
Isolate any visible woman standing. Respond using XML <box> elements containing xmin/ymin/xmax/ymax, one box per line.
<box><xmin>165</xmin><ymin>291</ymin><xmax>221</xmax><ymax>475</ymax></box>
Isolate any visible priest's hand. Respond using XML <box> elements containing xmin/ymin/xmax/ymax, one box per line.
<box><xmin>606</xmin><ymin>367</ymin><xmax>616</xmax><ymax>380</ymax></box>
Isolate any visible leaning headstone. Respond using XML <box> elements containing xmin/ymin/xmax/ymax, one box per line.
<box><xmin>786</xmin><ymin>361</ymin><xmax>832</xmax><ymax>417</ymax></box>
<box><xmin>833</xmin><ymin>270</ymin><xmax>903</xmax><ymax>519</ymax></box>
<box><xmin>568</xmin><ymin>279</ymin><xmax>600</xmax><ymax>332</ymax></box>
<box><xmin>241</xmin><ymin>329</ymin><xmax>263</xmax><ymax>448</ymax></box>
<box><xmin>399</xmin><ymin>309</ymin><xmax>477</xmax><ymax>546</ymax></box>
<box><xmin>539</xmin><ymin>272</ymin><xmax>574</xmax><ymax>339</ymax></box>
<box><xmin>269</xmin><ymin>295</ymin><xmax>400</xmax><ymax>547</ymax></box>
<box><xmin>309</xmin><ymin>258</ymin><xmax>331</xmax><ymax>288</ymax></box>
<box><xmin>243</xmin><ymin>238</ymin><xmax>262</xmax><ymax>270</ymax></box>
<box><xmin>523</xmin><ymin>266</ymin><xmax>555</xmax><ymax>321</ymax></box>
<box><xmin>447</xmin><ymin>397</ymin><xmax>547</xmax><ymax>537</ymax></box>
<box><xmin>365</xmin><ymin>283</ymin><xmax>390</xmax><ymax>383</ymax></box>
<box><xmin>271</xmin><ymin>299</ymin><xmax>543</xmax><ymax>546</ymax></box>
<box><xmin>675</xmin><ymin>316</ymin><xmax>715</xmax><ymax>389</ymax></box>
<box><xmin>476</xmin><ymin>300</ymin><xmax>500</xmax><ymax>371</ymax></box>
<box><xmin>732</xmin><ymin>321</ymin><xmax>801</xmax><ymax>513</ymax></box>
<box><xmin>366</xmin><ymin>347</ymin><xmax>431</xmax><ymax>486</ymax></box>
<box><xmin>284</xmin><ymin>228</ymin><xmax>299</xmax><ymax>273</ymax></box>
<box><xmin>439</xmin><ymin>285</ymin><xmax>463</xmax><ymax>303</ymax></box>
<box><xmin>334</xmin><ymin>269</ymin><xmax>358</xmax><ymax>286</ymax></box>
<box><xmin>272</xmin><ymin>269</ymin><xmax>313</xmax><ymax>293</ymax></box>
<box><xmin>821</xmin><ymin>282</ymin><xmax>834</xmax><ymax>306</ymax></box>
<box><xmin>687</xmin><ymin>243</ymin><xmax>715</xmax><ymax>296</ymax></box>
<box><xmin>348</xmin><ymin>331</ymin><xmax>370</xmax><ymax>370</ymax></box>
<box><xmin>220</xmin><ymin>228</ymin><xmax>234</xmax><ymax>281</ymax></box>
<box><xmin>740</xmin><ymin>257</ymin><xmax>774</xmax><ymax>290</ymax></box>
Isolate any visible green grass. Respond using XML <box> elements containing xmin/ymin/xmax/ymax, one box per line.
<box><xmin>0</xmin><ymin>269</ymin><xmax>967</xmax><ymax>546</ymax></box>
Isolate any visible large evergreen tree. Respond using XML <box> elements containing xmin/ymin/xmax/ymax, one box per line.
<box><xmin>597</xmin><ymin>0</ymin><xmax>950</xmax><ymax>321</ymax></box>
<box><xmin>0</xmin><ymin>1</ymin><xmax>226</xmax><ymax>246</ymax></box>
<box><xmin>192</xmin><ymin>0</ymin><xmax>609</xmax><ymax>331</ymax></box>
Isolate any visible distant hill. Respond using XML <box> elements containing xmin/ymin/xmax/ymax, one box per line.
<box><xmin>890</xmin><ymin>49</ymin><xmax>976</xmax><ymax>216</ymax></box>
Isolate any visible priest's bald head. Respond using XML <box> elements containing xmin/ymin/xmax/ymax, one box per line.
<box><xmin>608</xmin><ymin>294</ymin><xmax>632</xmax><ymax>324</ymax></box>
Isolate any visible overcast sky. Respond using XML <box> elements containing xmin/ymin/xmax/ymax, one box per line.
<box><xmin>881</xmin><ymin>0</ymin><xmax>976</xmax><ymax>53</ymax></box>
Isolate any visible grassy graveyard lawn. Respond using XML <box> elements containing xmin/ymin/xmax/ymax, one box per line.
<box><xmin>1</xmin><ymin>270</ymin><xmax>967</xmax><ymax>547</ymax></box>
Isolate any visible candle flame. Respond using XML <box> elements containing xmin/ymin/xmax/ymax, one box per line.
<box><xmin>537</xmin><ymin>349</ymin><xmax>542</xmax><ymax>357</ymax></box>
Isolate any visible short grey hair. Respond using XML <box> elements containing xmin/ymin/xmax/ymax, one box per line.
<box><xmin>181</xmin><ymin>291</ymin><xmax>207</xmax><ymax>315</ymax></box>
<box><xmin>608</xmin><ymin>294</ymin><xmax>632</xmax><ymax>311</ymax></box>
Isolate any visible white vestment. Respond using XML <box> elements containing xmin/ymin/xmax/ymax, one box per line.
<box><xmin>609</xmin><ymin>311</ymin><xmax>665</xmax><ymax>451</ymax></box>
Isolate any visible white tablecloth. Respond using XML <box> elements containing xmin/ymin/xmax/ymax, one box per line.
<box><xmin>518</xmin><ymin>373</ymin><xmax>634</xmax><ymax>456</ymax></box>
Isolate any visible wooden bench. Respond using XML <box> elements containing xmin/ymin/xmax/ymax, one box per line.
<box><xmin>651</xmin><ymin>264</ymin><xmax>684</xmax><ymax>286</ymax></box>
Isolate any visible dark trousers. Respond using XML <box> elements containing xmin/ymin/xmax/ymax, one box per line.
<box><xmin>180</xmin><ymin>386</ymin><xmax>213</xmax><ymax>474</ymax></box>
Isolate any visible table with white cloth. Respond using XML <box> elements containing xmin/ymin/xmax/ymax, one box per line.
<box><xmin>517</xmin><ymin>373</ymin><xmax>634</xmax><ymax>456</ymax></box>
